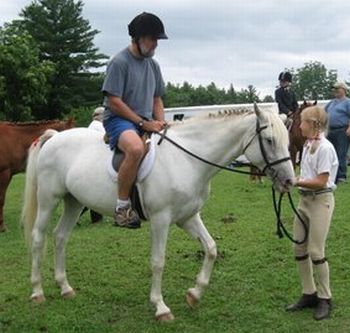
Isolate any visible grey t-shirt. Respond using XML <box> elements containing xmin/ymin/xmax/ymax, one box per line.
<box><xmin>102</xmin><ymin>47</ymin><xmax>165</xmax><ymax>120</ymax></box>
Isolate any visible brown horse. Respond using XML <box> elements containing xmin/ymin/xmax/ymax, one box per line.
<box><xmin>289</xmin><ymin>101</ymin><xmax>317</xmax><ymax>168</ymax></box>
<box><xmin>0</xmin><ymin>119</ymin><xmax>75</xmax><ymax>232</ymax></box>
<box><xmin>249</xmin><ymin>101</ymin><xmax>317</xmax><ymax>179</ymax></box>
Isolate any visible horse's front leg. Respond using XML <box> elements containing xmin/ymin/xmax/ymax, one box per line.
<box><xmin>179</xmin><ymin>213</ymin><xmax>217</xmax><ymax>307</ymax></box>
<box><xmin>149</xmin><ymin>215</ymin><xmax>174</xmax><ymax>321</ymax></box>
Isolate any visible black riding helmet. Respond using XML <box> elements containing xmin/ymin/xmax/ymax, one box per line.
<box><xmin>128</xmin><ymin>12</ymin><xmax>168</xmax><ymax>40</ymax></box>
<box><xmin>278</xmin><ymin>71</ymin><xmax>292</xmax><ymax>82</ymax></box>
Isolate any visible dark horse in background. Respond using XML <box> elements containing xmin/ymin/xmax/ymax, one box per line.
<box><xmin>289</xmin><ymin>100</ymin><xmax>317</xmax><ymax>168</ymax></box>
<box><xmin>0</xmin><ymin>119</ymin><xmax>75</xmax><ymax>232</ymax></box>
<box><xmin>250</xmin><ymin>100</ymin><xmax>317</xmax><ymax>180</ymax></box>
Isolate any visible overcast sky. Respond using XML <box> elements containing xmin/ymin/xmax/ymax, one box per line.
<box><xmin>1</xmin><ymin>0</ymin><xmax>350</xmax><ymax>98</ymax></box>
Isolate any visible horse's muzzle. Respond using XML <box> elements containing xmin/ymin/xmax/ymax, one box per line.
<box><xmin>278</xmin><ymin>177</ymin><xmax>295</xmax><ymax>193</ymax></box>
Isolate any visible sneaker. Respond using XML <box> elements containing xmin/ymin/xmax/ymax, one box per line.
<box><xmin>285</xmin><ymin>293</ymin><xmax>318</xmax><ymax>312</ymax></box>
<box><xmin>114</xmin><ymin>205</ymin><xmax>141</xmax><ymax>229</ymax></box>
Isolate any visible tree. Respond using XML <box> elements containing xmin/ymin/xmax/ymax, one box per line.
<box><xmin>263</xmin><ymin>95</ymin><xmax>274</xmax><ymax>103</ymax></box>
<box><xmin>224</xmin><ymin>84</ymin><xmax>237</xmax><ymax>104</ymax></box>
<box><xmin>163</xmin><ymin>82</ymin><xmax>263</xmax><ymax>107</ymax></box>
<box><xmin>288</xmin><ymin>61</ymin><xmax>337</xmax><ymax>100</ymax></box>
<box><xmin>19</xmin><ymin>0</ymin><xmax>108</xmax><ymax>118</ymax></box>
<box><xmin>0</xmin><ymin>24</ymin><xmax>54</xmax><ymax>121</ymax></box>
<box><xmin>163</xmin><ymin>82</ymin><xmax>194</xmax><ymax>107</ymax></box>
<box><xmin>246</xmin><ymin>84</ymin><xmax>260</xmax><ymax>103</ymax></box>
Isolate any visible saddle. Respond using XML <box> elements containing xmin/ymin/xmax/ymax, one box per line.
<box><xmin>104</xmin><ymin>133</ymin><xmax>151</xmax><ymax>221</ymax></box>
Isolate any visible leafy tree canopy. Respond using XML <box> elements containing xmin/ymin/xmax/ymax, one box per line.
<box><xmin>0</xmin><ymin>23</ymin><xmax>54</xmax><ymax>120</ymax></box>
<box><xmin>287</xmin><ymin>61</ymin><xmax>338</xmax><ymax>100</ymax></box>
<box><xmin>18</xmin><ymin>0</ymin><xmax>108</xmax><ymax>118</ymax></box>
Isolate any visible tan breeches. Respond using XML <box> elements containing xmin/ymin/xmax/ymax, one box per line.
<box><xmin>293</xmin><ymin>193</ymin><xmax>334</xmax><ymax>299</ymax></box>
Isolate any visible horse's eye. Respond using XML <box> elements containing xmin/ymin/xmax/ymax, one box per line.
<box><xmin>266</xmin><ymin>138</ymin><xmax>273</xmax><ymax>145</ymax></box>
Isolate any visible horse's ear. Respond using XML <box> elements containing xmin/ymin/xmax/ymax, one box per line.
<box><xmin>313</xmin><ymin>100</ymin><xmax>317</xmax><ymax>105</ymax></box>
<box><xmin>253</xmin><ymin>102</ymin><xmax>262</xmax><ymax>118</ymax></box>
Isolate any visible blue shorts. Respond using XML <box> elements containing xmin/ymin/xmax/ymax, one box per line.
<box><xmin>103</xmin><ymin>116</ymin><xmax>143</xmax><ymax>150</ymax></box>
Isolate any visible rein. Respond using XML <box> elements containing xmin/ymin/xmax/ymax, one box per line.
<box><xmin>272</xmin><ymin>188</ymin><xmax>308</xmax><ymax>244</ymax></box>
<box><xmin>156</xmin><ymin>131</ymin><xmax>263</xmax><ymax>175</ymax></box>
<box><xmin>155</xmin><ymin>118</ymin><xmax>308</xmax><ymax>244</ymax></box>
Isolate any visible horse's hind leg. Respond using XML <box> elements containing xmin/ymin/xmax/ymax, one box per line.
<box><xmin>53</xmin><ymin>194</ymin><xmax>83</xmax><ymax>298</ymax></box>
<box><xmin>31</xmin><ymin>196</ymin><xmax>60</xmax><ymax>302</ymax></box>
<box><xmin>178</xmin><ymin>213</ymin><xmax>217</xmax><ymax>307</ymax></box>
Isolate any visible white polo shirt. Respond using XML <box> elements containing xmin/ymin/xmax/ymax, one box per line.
<box><xmin>299</xmin><ymin>133</ymin><xmax>339</xmax><ymax>190</ymax></box>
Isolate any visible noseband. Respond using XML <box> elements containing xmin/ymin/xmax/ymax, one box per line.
<box><xmin>242</xmin><ymin>117</ymin><xmax>291</xmax><ymax>174</ymax></box>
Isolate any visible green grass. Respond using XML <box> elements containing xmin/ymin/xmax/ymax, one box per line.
<box><xmin>1</xmin><ymin>173</ymin><xmax>350</xmax><ymax>333</ymax></box>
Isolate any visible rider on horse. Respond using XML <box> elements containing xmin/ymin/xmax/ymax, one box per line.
<box><xmin>101</xmin><ymin>13</ymin><xmax>168</xmax><ymax>229</ymax></box>
<box><xmin>275</xmin><ymin>71</ymin><xmax>299</xmax><ymax>128</ymax></box>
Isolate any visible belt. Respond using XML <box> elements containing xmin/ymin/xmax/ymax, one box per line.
<box><xmin>298</xmin><ymin>188</ymin><xmax>333</xmax><ymax>196</ymax></box>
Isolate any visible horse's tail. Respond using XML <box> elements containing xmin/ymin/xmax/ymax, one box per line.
<box><xmin>22</xmin><ymin>129</ymin><xmax>58</xmax><ymax>247</ymax></box>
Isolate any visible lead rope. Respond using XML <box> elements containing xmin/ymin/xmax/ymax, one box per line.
<box><xmin>272</xmin><ymin>187</ymin><xmax>308</xmax><ymax>244</ymax></box>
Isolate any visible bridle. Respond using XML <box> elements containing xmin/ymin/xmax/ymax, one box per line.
<box><xmin>242</xmin><ymin>117</ymin><xmax>291</xmax><ymax>174</ymax></box>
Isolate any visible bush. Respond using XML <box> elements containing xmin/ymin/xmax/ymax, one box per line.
<box><xmin>68</xmin><ymin>106</ymin><xmax>98</xmax><ymax>127</ymax></box>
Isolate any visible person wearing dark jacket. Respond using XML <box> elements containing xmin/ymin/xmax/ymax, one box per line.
<box><xmin>275</xmin><ymin>71</ymin><xmax>299</xmax><ymax>116</ymax></box>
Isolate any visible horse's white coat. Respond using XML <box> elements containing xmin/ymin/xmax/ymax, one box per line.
<box><xmin>22</xmin><ymin>107</ymin><xmax>295</xmax><ymax>320</ymax></box>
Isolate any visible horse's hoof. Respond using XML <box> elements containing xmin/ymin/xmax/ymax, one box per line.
<box><xmin>31</xmin><ymin>294</ymin><xmax>46</xmax><ymax>304</ymax></box>
<box><xmin>0</xmin><ymin>224</ymin><xmax>6</xmax><ymax>233</ymax></box>
<box><xmin>62</xmin><ymin>289</ymin><xmax>76</xmax><ymax>299</ymax></box>
<box><xmin>156</xmin><ymin>312</ymin><xmax>175</xmax><ymax>322</ymax></box>
<box><xmin>186</xmin><ymin>291</ymin><xmax>198</xmax><ymax>308</ymax></box>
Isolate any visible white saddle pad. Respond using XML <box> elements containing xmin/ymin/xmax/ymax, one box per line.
<box><xmin>107</xmin><ymin>134</ymin><xmax>157</xmax><ymax>183</ymax></box>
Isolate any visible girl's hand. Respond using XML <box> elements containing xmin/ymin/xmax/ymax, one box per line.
<box><xmin>294</xmin><ymin>176</ymin><xmax>302</xmax><ymax>187</ymax></box>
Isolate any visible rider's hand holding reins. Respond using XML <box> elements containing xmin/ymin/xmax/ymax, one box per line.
<box><xmin>142</xmin><ymin>120</ymin><xmax>167</xmax><ymax>133</ymax></box>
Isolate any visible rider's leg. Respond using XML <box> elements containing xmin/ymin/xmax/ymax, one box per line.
<box><xmin>117</xmin><ymin>130</ymin><xmax>145</xmax><ymax>199</ymax></box>
<box><xmin>114</xmin><ymin>130</ymin><xmax>145</xmax><ymax>228</ymax></box>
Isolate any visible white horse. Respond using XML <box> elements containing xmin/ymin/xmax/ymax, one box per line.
<box><xmin>22</xmin><ymin>105</ymin><xmax>295</xmax><ymax>321</ymax></box>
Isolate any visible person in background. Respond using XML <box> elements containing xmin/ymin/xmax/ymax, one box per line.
<box><xmin>286</xmin><ymin>106</ymin><xmax>338</xmax><ymax>321</ymax></box>
<box><xmin>102</xmin><ymin>12</ymin><xmax>167</xmax><ymax>229</ymax></box>
<box><xmin>325</xmin><ymin>82</ymin><xmax>350</xmax><ymax>184</ymax></box>
<box><xmin>275</xmin><ymin>71</ymin><xmax>299</xmax><ymax>128</ymax></box>
<box><xmin>88</xmin><ymin>107</ymin><xmax>105</xmax><ymax>133</ymax></box>
<box><xmin>85</xmin><ymin>106</ymin><xmax>105</xmax><ymax>223</ymax></box>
